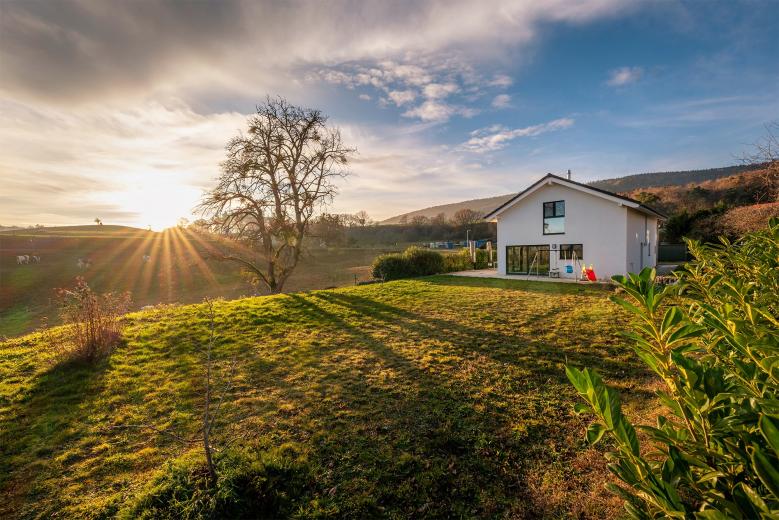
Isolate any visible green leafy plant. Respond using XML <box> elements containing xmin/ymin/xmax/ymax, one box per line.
<box><xmin>567</xmin><ymin>218</ymin><xmax>779</xmax><ymax>518</ymax></box>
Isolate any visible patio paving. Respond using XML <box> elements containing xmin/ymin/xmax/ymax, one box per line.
<box><xmin>446</xmin><ymin>268</ymin><xmax>591</xmax><ymax>283</ymax></box>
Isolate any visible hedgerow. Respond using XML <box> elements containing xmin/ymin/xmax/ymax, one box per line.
<box><xmin>567</xmin><ymin>218</ymin><xmax>779</xmax><ymax>518</ymax></box>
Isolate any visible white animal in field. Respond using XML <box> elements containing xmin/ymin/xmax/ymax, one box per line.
<box><xmin>142</xmin><ymin>254</ymin><xmax>151</xmax><ymax>263</ymax></box>
<box><xmin>77</xmin><ymin>258</ymin><xmax>92</xmax><ymax>270</ymax></box>
<box><xmin>32</xmin><ymin>255</ymin><xmax>40</xmax><ymax>263</ymax></box>
<box><xmin>16</xmin><ymin>255</ymin><xmax>29</xmax><ymax>264</ymax></box>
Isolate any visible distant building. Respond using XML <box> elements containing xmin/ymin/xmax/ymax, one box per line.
<box><xmin>484</xmin><ymin>173</ymin><xmax>665</xmax><ymax>280</ymax></box>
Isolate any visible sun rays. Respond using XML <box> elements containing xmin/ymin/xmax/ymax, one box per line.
<box><xmin>73</xmin><ymin>227</ymin><xmax>223</xmax><ymax>307</ymax></box>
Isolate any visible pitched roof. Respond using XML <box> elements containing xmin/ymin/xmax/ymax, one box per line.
<box><xmin>483</xmin><ymin>173</ymin><xmax>666</xmax><ymax>220</ymax></box>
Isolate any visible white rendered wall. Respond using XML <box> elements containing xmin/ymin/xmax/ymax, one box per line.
<box><xmin>625</xmin><ymin>209</ymin><xmax>659</xmax><ymax>274</ymax></box>
<box><xmin>495</xmin><ymin>182</ymin><xmax>631</xmax><ymax>280</ymax></box>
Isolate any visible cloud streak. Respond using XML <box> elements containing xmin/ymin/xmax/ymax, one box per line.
<box><xmin>460</xmin><ymin>118</ymin><xmax>575</xmax><ymax>153</ymax></box>
<box><xmin>606</xmin><ymin>66</ymin><xmax>643</xmax><ymax>86</ymax></box>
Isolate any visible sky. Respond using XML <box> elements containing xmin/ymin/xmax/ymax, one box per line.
<box><xmin>0</xmin><ymin>0</ymin><xmax>777</xmax><ymax>229</ymax></box>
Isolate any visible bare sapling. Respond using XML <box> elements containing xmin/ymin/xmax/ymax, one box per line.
<box><xmin>54</xmin><ymin>277</ymin><xmax>131</xmax><ymax>362</ymax></box>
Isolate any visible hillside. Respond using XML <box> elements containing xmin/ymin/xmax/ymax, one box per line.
<box><xmin>588</xmin><ymin>163</ymin><xmax>766</xmax><ymax>193</ymax></box>
<box><xmin>381</xmin><ymin>164</ymin><xmax>765</xmax><ymax>224</ymax></box>
<box><xmin>0</xmin><ymin>277</ymin><xmax>657</xmax><ymax>518</ymax></box>
<box><xmin>0</xmin><ymin>227</ymin><xmax>385</xmax><ymax>337</ymax></box>
<box><xmin>620</xmin><ymin>170</ymin><xmax>766</xmax><ymax>216</ymax></box>
<box><xmin>0</xmin><ymin>224</ymin><xmax>152</xmax><ymax>237</ymax></box>
<box><xmin>381</xmin><ymin>193</ymin><xmax>515</xmax><ymax>225</ymax></box>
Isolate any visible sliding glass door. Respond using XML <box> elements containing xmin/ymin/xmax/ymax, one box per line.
<box><xmin>506</xmin><ymin>245</ymin><xmax>550</xmax><ymax>275</ymax></box>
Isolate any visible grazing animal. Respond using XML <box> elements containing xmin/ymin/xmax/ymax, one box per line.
<box><xmin>32</xmin><ymin>255</ymin><xmax>40</xmax><ymax>263</ymax></box>
<box><xmin>16</xmin><ymin>255</ymin><xmax>29</xmax><ymax>264</ymax></box>
<box><xmin>142</xmin><ymin>254</ymin><xmax>151</xmax><ymax>263</ymax></box>
<box><xmin>77</xmin><ymin>258</ymin><xmax>92</xmax><ymax>270</ymax></box>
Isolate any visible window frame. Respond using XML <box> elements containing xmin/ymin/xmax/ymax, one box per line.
<box><xmin>506</xmin><ymin>244</ymin><xmax>551</xmax><ymax>275</ymax></box>
<box><xmin>543</xmin><ymin>200</ymin><xmax>565</xmax><ymax>235</ymax></box>
<box><xmin>559</xmin><ymin>243</ymin><xmax>583</xmax><ymax>260</ymax></box>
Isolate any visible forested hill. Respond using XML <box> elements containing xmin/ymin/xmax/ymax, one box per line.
<box><xmin>587</xmin><ymin>163</ymin><xmax>765</xmax><ymax>192</ymax></box>
<box><xmin>380</xmin><ymin>193</ymin><xmax>515</xmax><ymax>225</ymax></box>
<box><xmin>381</xmin><ymin>164</ymin><xmax>766</xmax><ymax>224</ymax></box>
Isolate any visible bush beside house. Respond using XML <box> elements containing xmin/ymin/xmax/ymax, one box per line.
<box><xmin>372</xmin><ymin>246</ymin><xmax>485</xmax><ymax>281</ymax></box>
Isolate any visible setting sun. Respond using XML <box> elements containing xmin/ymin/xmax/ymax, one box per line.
<box><xmin>98</xmin><ymin>173</ymin><xmax>204</xmax><ymax>231</ymax></box>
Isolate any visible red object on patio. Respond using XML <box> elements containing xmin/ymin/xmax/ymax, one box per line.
<box><xmin>585</xmin><ymin>265</ymin><xmax>597</xmax><ymax>282</ymax></box>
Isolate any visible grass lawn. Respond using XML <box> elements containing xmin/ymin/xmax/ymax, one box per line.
<box><xmin>0</xmin><ymin>276</ymin><xmax>658</xmax><ymax>518</ymax></box>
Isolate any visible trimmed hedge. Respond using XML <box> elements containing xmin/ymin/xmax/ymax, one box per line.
<box><xmin>372</xmin><ymin>246</ymin><xmax>494</xmax><ymax>280</ymax></box>
<box><xmin>403</xmin><ymin>246</ymin><xmax>444</xmax><ymax>276</ymax></box>
<box><xmin>371</xmin><ymin>254</ymin><xmax>411</xmax><ymax>281</ymax></box>
<box><xmin>372</xmin><ymin>246</ymin><xmax>450</xmax><ymax>281</ymax></box>
<box><xmin>442</xmin><ymin>249</ymin><xmax>473</xmax><ymax>272</ymax></box>
<box><xmin>474</xmin><ymin>248</ymin><xmax>490</xmax><ymax>269</ymax></box>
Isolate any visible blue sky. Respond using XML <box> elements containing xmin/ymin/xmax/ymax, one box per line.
<box><xmin>0</xmin><ymin>0</ymin><xmax>777</xmax><ymax>227</ymax></box>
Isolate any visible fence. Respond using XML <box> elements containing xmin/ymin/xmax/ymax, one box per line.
<box><xmin>658</xmin><ymin>243</ymin><xmax>688</xmax><ymax>263</ymax></box>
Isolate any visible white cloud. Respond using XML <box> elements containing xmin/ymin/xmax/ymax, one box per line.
<box><xmin>491</xmin><ymin>94</ymin><xmax>512</xmax><ymax>108</ymax></box>
<box><xmin>402</xmin><ymin>101</ymin><xmax>455</xmax><ymax>122</ymax></box>
<box><xmin>488</xmin><ymin>74</ymin><xmax>514</xmax><ymax>88</ymax></box>
<box><xmin>606</xmin><ymin>66</ymin><xmax>643</xmax><ymax>86</ymax></box>
<box><xmin>359</xmin><ymin>93</ymin><xmax>372</xmax><ymax>100</ymax></box>
<box><xmin>0</xmin><ymin>98</ymin><xmax>245</xmax><ymax>227</ymax></box>
<box><xmin>402</xmin><ymin>100</ymin><xmax>479</xmax><ymax>122</ymax></box>
<box><xmin>460</xmin><ymin>118</ymin><xmax>575</xmax><ymax>153</ymax></box>
<box><xmin>0</xmin><ymin>0</ymin><xmax>643</xmax><ymax>224</ymax></box>
<box><xmin>423</xmin><ymin>82</ymin><xmax>459</xmax><ymax>99</ymax></box>
<box><xmin>388</xmin><ymin>90</ymin><xmax>417</xmax><ymax>106</ymax></box>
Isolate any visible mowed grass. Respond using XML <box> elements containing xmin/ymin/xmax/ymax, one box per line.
<box><xmin>0</xmin><ymin>226</ymin><xmax>389</xmax><ymax>337</ymax></box>
<box><xmin>0</xmin><ymin>276</ymin><xmax>658</xmax><ymax>518</ymax></box>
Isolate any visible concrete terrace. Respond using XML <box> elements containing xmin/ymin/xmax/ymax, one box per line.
<box><xmin>447</xmin><ymin>269</ymin><xmax>588</xmax><ymax>283</ymax></box>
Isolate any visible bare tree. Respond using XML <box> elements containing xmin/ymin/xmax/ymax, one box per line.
<box><xmin>353</xmin><ymin>210</ymin><xmax>371</xmax><ymax>227</ymax></box>
<box><xmin>105</xmin><ymin>298</ymin><xmax>236</xmax><ymax>486</ymax></box>
<box><xmin>198</xmin><ymin>97</ymin><xmax>354</xmax><ymax>293</ymax></box>
<box><xmin>740</xmin><ymin>122</ymin><xmax>779</xmax><ymax>203</ymax></box>
<box><xmin>200</xmin><ymin>299</ymin><xmax>237</xmax><ymax>484</ymax></box>
<box><xmin>452</xmin><ymin>208</ymin><xmax>484</xmax><ymax>226</ymax></box>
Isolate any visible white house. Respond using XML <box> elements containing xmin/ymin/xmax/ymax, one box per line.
<box><xmin>483</xmin><ymin>173</ymin><xmax>665</xmax><ymax>281</ymax></box>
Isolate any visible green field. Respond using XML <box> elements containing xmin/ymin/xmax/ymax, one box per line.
<box><xmin>0</xmin><ymin>276</ymin><xmax>658</xmax><ymax>518</ymax></box>
<box><xmin>0</xmin><ymin>226</ymin><xmax>389</xmax><ymax>337</ymax></box>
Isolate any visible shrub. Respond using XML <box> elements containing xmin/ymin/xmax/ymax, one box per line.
<box><xmin>402</xmin><ymin>246</ymin><xmax>444</xmax><ymax>276</ymax></box>
<box><xmin>474</xmin><ymin>248</ymin><xmax>491</xmax><ymax>269</ymax></box>
<box><xmin>120</xmin><ymin>446</ymin><xmax>314</xmax><ymax>519</ymax></box>
<box><xmin>372</xmin><ymin>247</ymin><xmax>446</xmax><ymax>280</ymax></box>
<box><xmin>371</xmin><ymin>253</ymin><xmax>411</xmax><ymax>281</ymax></box>
<box><xmin>566</xmin><ymin>218</ymin><xmax>779</xmax><ymax>518</ymax></box>
<box><xmin>442</xmin><ymin>249</ymin><xmax>473</xmax><ymax>272</ymax></box>
<box><xmin>54</xmin><ymin>277</ymin><xmax>131</xmax><ymax>362</ymax></box>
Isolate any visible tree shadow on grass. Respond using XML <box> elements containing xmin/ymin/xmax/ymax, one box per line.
<box><xmin>313</xmin><ymin>290</ymin><xmax>651</xmax><ymax>389</ymax></box>
<box><xmin>262</xmin><ymin>292</ymin><xmax>651</xmax><ymax>517</ymax></box>
<box><xmin>423</xmin><ymin>274</ymin><xmax>616</xmax><ymax>296</ymax></box>
<box><xmin>275</xmin><ymin>293</ymin><xmax>551</xmax><ymax>517</ymax></box>
<box><xmin>0</xmin><ymin>350</ymin><xmax>113</xmax><ymax>502</ymax></box>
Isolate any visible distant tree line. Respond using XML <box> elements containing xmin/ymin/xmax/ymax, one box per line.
<box><xmin>307</xmin><ymin>208</ymin><xmax>495</xmax><ymax>247</ymax></box>
<box><xmin>640</xmin><ymin>123</ymin><xmax>779</xmax><ymax>244</ymax></box>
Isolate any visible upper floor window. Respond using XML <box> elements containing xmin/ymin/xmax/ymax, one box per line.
<box><xmin>543</xmin><ymin>200</ymin><xmax>565</xmax><ymax>234</ymax></box>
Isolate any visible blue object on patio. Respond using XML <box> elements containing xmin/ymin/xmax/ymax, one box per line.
<box><xmin>565</xmin><ymin>265</ymin><xmax>573</xmax><ymax>273</ymax></box>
